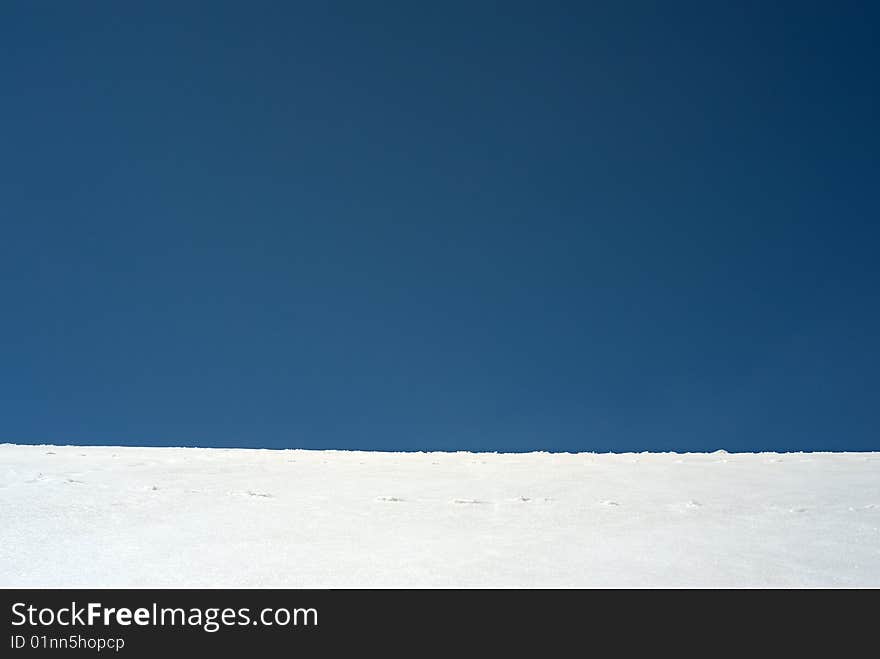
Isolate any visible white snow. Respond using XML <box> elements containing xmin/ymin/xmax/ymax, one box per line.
<box><xmin>1</xmin><ymin>444</ymin><xmax>879</xmax><ymax>587</ymax></box>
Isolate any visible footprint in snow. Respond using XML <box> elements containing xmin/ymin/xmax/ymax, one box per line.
<box><xmin>789</xmin><ymin>507</ymin><xmax>808</xmax><ymax>514</ymax></box>
<box><xmin>600</xmin><ymin>500</ymin><xmax>620</xmax><ymax>506</ymax></box>
<box><xmin>452</xmin><ymin>498</ymin><xmax>488</xmax><ymax>505</ymax></box>
<box><xmin>245</xmin><ymin>490</ymin><xmax>273</xmax><ymax>498</ymax></box>
<box><xmin>672</xmin><ymin>500</ymin><xmax>702</xmax><ymax>510</ymax></box>
<box><xmin>65</xmin><ymin>478</ymin><xmax>84</xmax><ymax>484</ymax></box>
<box><xmin>515</xmin><ymin>496</ymin><xmax>531</xmax><ymax>502</ymax></box>
<box><xmin>376</xmin><ymin>496</ymin><xmax>405</xmax><ymax>503</ymax></box>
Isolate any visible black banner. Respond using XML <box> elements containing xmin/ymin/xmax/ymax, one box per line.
<box><xmin>1</xmin><ymin>588</ymin><xmax>869</xmax><ymax>655</ymax></box>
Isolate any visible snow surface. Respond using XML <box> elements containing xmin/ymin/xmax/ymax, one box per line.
<box><xmin>1</xmin><ymin>444</ymin><xmax>879</xmax><ymax>587</ymax></box>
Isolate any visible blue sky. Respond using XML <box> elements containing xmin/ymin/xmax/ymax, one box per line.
<box><xmin>2</xmin><ymin>2</ymin><xmax>877</xmax><ymax>452</ymax></box>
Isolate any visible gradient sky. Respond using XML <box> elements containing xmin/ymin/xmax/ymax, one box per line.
<box><xmin>2</xmin><ymin>2</ymin><xmax>877</xmax><ymax>452</ymax></box>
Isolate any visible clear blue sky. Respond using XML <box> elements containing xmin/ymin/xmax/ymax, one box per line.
<box><xmin>2</xmin><ymin>2</ymin><xmax>877</xmax><ymax>452</ymax></box>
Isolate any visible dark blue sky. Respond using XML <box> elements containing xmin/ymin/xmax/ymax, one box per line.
<box><xmin>2</xmin><ymin>2</ymin><xmax>877</xmax><ymax>452</ymax></box>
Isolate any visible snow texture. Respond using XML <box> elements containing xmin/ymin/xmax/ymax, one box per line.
<box><xmin>2</xmin><ymin>444</ymin><xmax>879</xmax><ymax>587</ymax></box>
